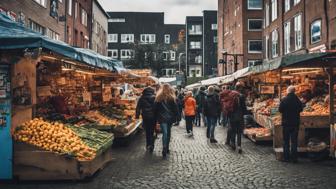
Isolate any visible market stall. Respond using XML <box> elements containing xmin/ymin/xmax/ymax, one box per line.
<box><xmin>0</xmin><ymin>13</ymin><xmax>141</xmax><ymax>180</ymax></box>
<box><xmin>246</xmin><ymin>52</ymin><xmax>336</xmax><ymax>159</ymax></box>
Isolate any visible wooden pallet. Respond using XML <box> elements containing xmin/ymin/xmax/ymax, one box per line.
<box><xmin>13</xmin><ymin>142</ymin><xmax>113</xmax><ymax>181</ymax></box>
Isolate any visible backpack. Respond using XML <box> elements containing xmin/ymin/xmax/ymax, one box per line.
<box><xmin>220</xmin><ymin>90</ymin><xmax>240</xmax><ymax>116</ymax></box>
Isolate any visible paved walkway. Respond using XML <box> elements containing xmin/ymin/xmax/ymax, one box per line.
<box><xmin>2</xmin><ymin>124</ymin><xmax>336</xmax><ymax>189</ymax></box>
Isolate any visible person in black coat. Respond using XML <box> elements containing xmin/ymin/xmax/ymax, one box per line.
<box><xmin>136</xmin><ymin>87</ymin><xmax>156</xmax><ymax>153</ymax></box>
<box><xmin>154</xmin><ymin>84</ymin><xmax>179</xmax><ymax>158</ymax></box>
<box><xmin>279</xmin><ymin>86</ymin><xmax>303</xmax><ymax>162</ymax></box>
<box><xmin>203</xmin><ymin>86</ymin><xmax>221</xmax><ymax>143</ymax></box>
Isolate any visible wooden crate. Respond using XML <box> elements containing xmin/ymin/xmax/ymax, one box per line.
<box><xmin>273</xmin><ymin>115</ymin><xmax>330</xmax><ymax>158</ymax></box>
<box><xmin>13</xmin><ymin>142</ymin><xmax>113</xmax><ymax>181</ymax></box>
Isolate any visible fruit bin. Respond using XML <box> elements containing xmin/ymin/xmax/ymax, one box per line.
<box><xmin>13</xmin><ymin>142</ymin><xmax>113</xmax><ymax>181</ymax></box>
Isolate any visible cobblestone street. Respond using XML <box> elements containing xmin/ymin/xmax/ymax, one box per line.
<box><xmin>2</xmin><ymin>124</ymin><xmax>336</xmax><ymax>189</ymax></box>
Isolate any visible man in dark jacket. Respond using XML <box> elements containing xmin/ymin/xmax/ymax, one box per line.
<box><xmin>228</xmin><ymin>82</ymin><xmax>247</xmax><ymax>153</ymax></box>
<box><xmin>136</xmin><ymin>87</ymin><xmax>156</xmax><ymax>152</ymax></box>
<box><xmin>174</xmin><ymin>91</ymin><xmax>184</xmax><ymax>126</ymax></box>
<box><xmin>279</xmin><ymin>86</ymin><xmax>303</xmax><ymax>162</ymax></box>
<box><xmin>203</xmin><ymin>86</ymin><xmax>221</xmax><ymax>143</ymax></box>
<box><xmin>195</xmin><ymin>86</ymin><xmax>207</xmax><ymax>127</ymax></box>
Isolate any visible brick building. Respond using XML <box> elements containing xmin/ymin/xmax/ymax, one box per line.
<box><xmin>66</xmin><ymin>0</ymin><xmax>92</xmax><ymax>49</ymax></box>
<box><xmin>107</xmin><ymin>12</ymin><xmax>185</xmax><ymax>77</ymax></box>
<box><xmin>91</xmin><ymin>0</ymin><xmax>108</xmax><ymax>56</ymax></box>
<box><xmin>263</xmin><ymin>0</ymin><xmax>336</xmax><ymax>62</ymax></box>
<box><xmin>0</xmin><ymin>0</ymin><xmax>66</xmax><ymax>41</ymax></box>
<box><xmin>217</xmin><ymin>0</ymin><xmax>264</xmax><ymax>76</ymax></box>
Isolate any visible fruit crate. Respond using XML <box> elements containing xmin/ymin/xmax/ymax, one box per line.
<box><xmin>13</xmin><ymin>142</ymin><xmax>113</xmax><ymax>181</ymax></box>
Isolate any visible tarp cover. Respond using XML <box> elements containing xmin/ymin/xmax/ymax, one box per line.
<box><xmin>0</xmin><ymin>13</ymin><xmax>124</xmax><ymax>72</ymax></box>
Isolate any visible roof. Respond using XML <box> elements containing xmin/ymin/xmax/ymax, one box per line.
<box><xmin>0</xmin><ymin>13</ymin><xmax>124</xmax><ymax>72</ymax></box>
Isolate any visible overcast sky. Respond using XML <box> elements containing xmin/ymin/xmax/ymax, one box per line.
<box><xmin>98</xmin><ymin>0</ymin><xmax>217</xmax><ymax>24</ymax></box>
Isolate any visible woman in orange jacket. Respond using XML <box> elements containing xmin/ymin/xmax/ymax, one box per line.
<box><xmin>184</xmin><ymin>91</ymin><xmax>196</xmax><ymax>136</ymax></box>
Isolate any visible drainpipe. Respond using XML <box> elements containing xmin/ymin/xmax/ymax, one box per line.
<box><xmin>324</xmin><ymin>0</ymin><xmax>330</xmax><ymax>49</ymax></box>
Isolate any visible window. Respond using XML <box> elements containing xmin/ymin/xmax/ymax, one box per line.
<box><xmin>272</xmin><ymin>29</ymin><xmax>279</xmax><ymax>58</ymax></box>
<box><xmin>284</xmin><ymin>21</ymin><xmax>291</xmax><ymax>54</ymax></box>
<box><xmin>108</xmin><ymin>50</ymin><xmax>118</xmax><ymax>58</ymax></box>
<box><xmin>170</xmin><ymin>51</ymin><xmax>176</xmax><ymax>61</ymax></box>
<box><xmin>195</xmin><ymin>55</ymin><xmax>202</xmax><ymax>63</ymax></box>
<box><xmin>108</xmin><ymin>18</ymin><xmax>126</xmax><ymax>23</ymax></box>
<box><xmin>164</xmin><ymin>34</ymin><xmax>170</xmax><ymax>44</ymax></box>
<box><xmin>190</xmin><ymin>41</ymin><xmax>201</xmax><ymax>49</ymax></box>
<box><xmin>47</xmin><ymin>28</ymin><xmax>59</xmax><ymax>40</ymax></box>
<box><xmin>248</xmin><ymin>40</ymin><xmax>262</xmax><ymax>53</ymax></box>
<box><xmin>294</xmin><ymin>0</ymin><xmax>301</xmax><ymax>5</ymax></box>
<box><xmin>248</xmin><ymin>0</ymin><xmax>262</xmax><ymax>10</ymax></box>
<box><xmin>248</xmin><ymin>60</ymin><xmax>262</xmax><ymax>67</ymax></box>
<box><xmin>311</xmin><ymin>19</ymin><xmax>322</xmax><ymax>44</ymax></box>
<box><xmin>29</xmin><ymin>19</ymin><xmax>45</xmax><ymax>35</ymax></box>
<box><xmin>108</xmin><ymin>34</ymin><xmax>118</xmax><ymax>43</ymax></box>
<box><xmin>34</xmin><ymin>0</ymin><xmax>47</xmax><ymax>7</ymax></box>
<box><xmin>294</xmin><ymin>14</ymin><xmax>302</xmax><ymax>50</ymax></box>
<box><xmin>211</xmin><ymin>24</ymin><xmax>217</xmax><ymax>30</ymax></box>
<box><xmin>214</xmin><ymin>36</ymin><xmax>218</xmax><ymax>43</ymax></box>
<box><xmin>265</xmin><ymin>3</ymin><xmax>270</xmax><ymax>27</ymax></box>
<box><xmin>271</xmin><ymin>0</ymin><xmax>277</xmax><ymax>21</ymax></box>
<box><xmin>68</xmin><ymin>0</ymin><xmax>72</xmax><ymax>15</ymax></box>
<box><xmin>163</xmin><ymin>51</ymin><xmax>169</xmax><ymax>61</ymax></box>
<box><xmin>74</xmin><ymin>2</ymin><xmax>78</xmax><ymax>19</ymax></box>
<box><xmin>140</xmin><ymin>34</ymin><xmax>156</xmax><ymax>44</ymax></box>
<box><xmin>248</xmin><ymin>19</ymin><xmax>263</xmax><ymax>31</ymax></box>
<box><xmin>285</xmin><ymin>0</ymin><xmax>291</xmax><ymax>12</ymax></box>
<box><xmin>265</xmin><ymin>35</ymin><xmax>269</xmax><ymax>59</ymax></box>
<box><xmin>189</xmin><ymin>25</ymin><xmax>202</xmax><ymax>35</ymax></box>
<box><xmin>121</xmin><ymin>34</ymin><xmax>134</xmax><ymax>43</ymax></box>
<box><xmin>81</xmin><ymin>8</ymin><xmax>87</xmax><ymax>26</ymax></box>
<box><xmin>120</xmin><ymin>49</ymin><xmax>134</xmax><ymax>59</ymax></box>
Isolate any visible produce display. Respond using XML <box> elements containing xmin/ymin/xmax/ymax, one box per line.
<box><xmin>253</xmin><ymin>98</ymin><xmax>279</xmax><ymax>116</ymax></box>
<box><xmin>244</xmin><ymin>127</ymin><xmax>272</xmax><ymax>138</ymax></box>
<box><xmin>13</xmin><ymin>118</ymin><xmax>96</xmax><ymax>161</ymax></box>
<box><xmin>82</xmin><ymin>111</ymin><xmax>119</xmax><ymax>127</ymax></box>
<box><xmin>302</xmin><ymin>96</ymin><xmax>329</xmax><ymax>116</ymax></box>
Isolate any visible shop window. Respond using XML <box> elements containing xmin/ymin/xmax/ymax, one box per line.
<box><xmin>311</xmin><ymin>19</ymin><xmax>322</xmax><ymax>44</ymax></box>
<box><xmin>248</xmin><ymin>40</ymin><xmax>262</xmax><ymax>53</ymax></box>
<box><xmin>248</xmin><ymin>19</ymin><xmax>263</xmax><ymax>31</ymax></box>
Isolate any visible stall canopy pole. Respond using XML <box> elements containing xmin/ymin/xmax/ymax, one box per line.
<box><xmin>327</xmin><ymin>67</ymin><xmax>334</xmax><ymax>125</ymax></box>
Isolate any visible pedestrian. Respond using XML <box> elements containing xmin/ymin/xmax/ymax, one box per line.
<box><xmin>219</xmin><ymin>85</ymin><xmax>231</xmax><ymax>144</ymax></box>
<box><xmin>174</xmin><ymin>90</ymin><xmax>184</xmax><ymax>126</ymax></box>
<box><xmin>222</xmin><ymin>82</ymin><xmax>247</xmax><ymax>153</ymax></box>
<box><xmin>136</xmin><ymin>87</ymin><xmax>156</xmax><ymax>153</ymax></box>
<box><xmin>154</xmin><ymin>83</ymin><xmax>179</xmax><ymax>158</ymax></box>
<box><xmin>203</xmin><ymin>86</ymin><xmax>221</xmax><ymax>143</ymax></box>
<box><xmin>195</xmin><ymin>86</ymin><xmax>207</xmax><ymax>127</ymax></box>
<box><xmin>184</xmin><ymin>91</ymin><xmax>196</xmax><ymax>136</ymax></box>
<box><xmin>279</xmin><ymin>86</ymin><xmax>303</xmax><ymax>163</ymax></box>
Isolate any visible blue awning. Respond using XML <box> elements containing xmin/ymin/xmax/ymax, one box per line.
<box><xmin>0</xmin><ymin>13</ymin><xmax>125</xmax><ymax>72</ymax></box>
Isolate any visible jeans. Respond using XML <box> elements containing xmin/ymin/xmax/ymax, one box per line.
<box><xmin>283</xmin><ymin>126</ymin><xmax>299</xmax><ymax>161</ymax></box>
<box><xmin>230</xmin><ymin>121</ymin><xmax>243</xmax><ymax>147</ymax></box>
<box><xmin>206</xmin><ymin>116</ymin><xmax>217</xmax><ymax>139</ymax></box>
<box><xmin>160</xmin><ymin>122</ymin><xmax>172</xmax><ymax>149</ymax></box>
<box><xmin>195</xmin><ymin>110</ymin><xmax>201</xmax><ymax>126</ymax></box>
<box><xmin>143</xmin><ymin>118</ymin><xmax>156</xmax><ymax>148</ymax></box>
<box><xmin>185</xmin><ymin>116</ymin><xmax>195</xmax><ymax>133</ymax></box>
